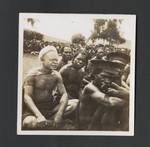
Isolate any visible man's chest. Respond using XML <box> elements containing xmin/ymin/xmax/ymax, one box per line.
<box><xmin>66</xmin><ymin>69</ymin><xmax>84</xmax><ymax>83</ymax></box>
<box><xmin>34</xmin><ymin>74</ymin><xmax>57</xmax><ymax>89</ymax></box>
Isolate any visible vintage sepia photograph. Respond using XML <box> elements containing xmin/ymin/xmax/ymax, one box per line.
<box><xmin>17</xmin><ymin>13</ymin><xmax>136</xmax><ymax>135</ymax></box>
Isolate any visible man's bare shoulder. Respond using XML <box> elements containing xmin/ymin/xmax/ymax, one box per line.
<box><xmin>59</xmin><ymin>63</ymin><xmax>72</xmax><ymax>73</ymax></box>
<box><xmin>83</xmin><ymin>83</ymin><xmax>99</xmax><ymax>95</ymax></box>
<box><xmin>23</xmin><ymin>67</ymin><xmax>40</xmax><ymax>87</ymax></box>
<box><xmin>25</xmin><ymin>67</ymin><xmax>43</xmax><ymax>78</ymax></box>
<box><xmin>84</xmin><ymin>83</ymin><xmax>99</xmax><ymax>91</ymax></box>
<box><xmin>52</xmin><ymin>70</ymin><xmax>63</xmax><ymax>80</ymax></box>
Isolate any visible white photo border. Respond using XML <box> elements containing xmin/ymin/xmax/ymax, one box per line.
<box><xmin>17</xmin><ymin>13</ymin><xmax>136</xmax><ymax>136</ymax></box>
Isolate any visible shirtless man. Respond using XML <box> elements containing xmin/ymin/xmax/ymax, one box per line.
<box><xmin>60</xmin><ymin>53</ymin><xmax>87</xmax><ymax>100</ymax></box>
<box><xmin>79</xmin><ymin>60</ymin><xmax>129</xmax><ymax>130</ymax></box>
<box><xmin>22</xmin><ymin>46</ymin><xmax>76</xmax><ymax>129</ymax></box>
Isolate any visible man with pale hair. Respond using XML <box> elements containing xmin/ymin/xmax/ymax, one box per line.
<box><xmin>22</xmin><ymin>45</ymin><xmax>77</xmax><ymax>129</ymax></box>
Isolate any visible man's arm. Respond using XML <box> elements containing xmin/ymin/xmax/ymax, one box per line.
<box><xmin>86</xmin><ymin>83</ymin><xmax>125</xmax><ymax>107</ymax></box>
<box><xmin>54</xmin><ymin>73</ymin><xmax>68</xmax><ymax>125</ymax></box>
<box><xmin>59</xmin><ymin>66</ymin><xmax>68</xmax><ymax>85</ymax></box>
<box><xmin>24</xmin><ymin>85</ymin><xmax>46</xmax><ymax>122</ymax></box>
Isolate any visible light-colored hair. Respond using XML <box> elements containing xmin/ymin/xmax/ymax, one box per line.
<box><xmin>38</xmin><ymin>45</ymin><xmax>58</xmax><ymax>61</ymax></box>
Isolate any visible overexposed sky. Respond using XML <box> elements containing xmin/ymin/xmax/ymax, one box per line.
<box><xmin>20</xmin><ymin>13</ymin><xmax>136</xmax><ymax>42</ymax></box>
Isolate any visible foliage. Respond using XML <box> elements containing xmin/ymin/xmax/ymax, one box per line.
<box><xmin>71</xmin><ymin>34</ymin><xmax>86</xmax><ymax>46</ymax></box>
<box><xmin>90</xmin><ymin>19</ymin><xmax>126</xmax><ymax>46</ymax></box>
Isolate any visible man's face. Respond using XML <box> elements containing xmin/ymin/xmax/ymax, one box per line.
<box><xmin>73</xmin><ymin>53</ymin><xmax>86</xmax><ymax>69</ymax></box>
<box><xmin>42</xmin><ymin>52</ymin><xmax>58</xmax><ymax>70</ymax></box>
<box><xmin>96</xmin><ymin>48</ymin><xmax>105</xmax><ymax>59</ymax></box>
<box><xmin>96</xmin><ymin>72</ymin><xmax>112</xmax><ymax>87</ymax></box>
<box><xmin>95</xmin><ymin>71</ymin><xmax>121</xmax><ymax>93</ymax></box>
<box><xmin>62</xmin><ymin>47</ymin><xmax>72</xmax><ymax>60</ymax></box>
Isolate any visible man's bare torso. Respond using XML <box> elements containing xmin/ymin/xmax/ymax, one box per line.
<box><xmin>23</xmin><ymin>68</ymin><xmax>60</xmax><ymax>110</ymax></box>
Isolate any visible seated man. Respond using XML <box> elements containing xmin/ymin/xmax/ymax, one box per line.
<box><xmin>22</xmin><ymin>46</ymin><xmax>77</xmax><ymax>130</ymax></box>
<box><xmin>79</xmin><ymin>59</ymin><xmax>129</xmax><ymax>130</ymax></box>
<box><xmin>60</xmin><ymin>52</ymin><xmax>87</xmax><ymax>100</ymax></box>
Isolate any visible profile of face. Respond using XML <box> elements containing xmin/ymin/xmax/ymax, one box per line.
<box><xmin>73</xmin><ymin>53</ymin><xmax>86</xmax><ymax>69</ymax></box>
<box><xmin>62</xmin><ymin>47</ymin><xmax>72</xmax><ymax>60</ymax></box>
<box><xmin>42</xmin><ymin>52</ymin><xmax>58</xmax><ymax>70</ymax></box>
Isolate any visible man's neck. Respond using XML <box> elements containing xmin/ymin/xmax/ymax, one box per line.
<box><xmin>41</xmin><ymin>66</ymin><xmax>53</xmax><ymax>74</ymax></box>
<box><xmin>71</xmin><ymin>63</ymin><xmax>80</xmax><ymax>71</ymax></box>
<box><xmin>62</xmin><ymin>57</ymin><xmax>68</xmax><ymax>63</ymax></box>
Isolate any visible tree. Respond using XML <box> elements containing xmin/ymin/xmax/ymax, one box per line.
<box><xmin>89</xmin><ymin>19</ymin><xmax>107</xmax><ymax>43</ymax></box>
<box><xmin>90</xmin><ymin>19</ymin><xmax>126</xmax><ymax>46</ymax></box>
<box><xmin>105</xmin><ymin>20</ymin><xmax>125</xmax><ymax>45</ymax></box>
<box><xmin>27</xmin><ymin>18</ymin><xmax>35</xmax><ymax>27</ymax></box>
<box><xmin>94</xmin><ymin>19</ymin><xmax>106</xmax><ymax>34</ymax></box>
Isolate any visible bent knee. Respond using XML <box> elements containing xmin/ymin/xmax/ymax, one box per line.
<box><xmin>65</xmin><ymin>99</ymin><xmax>79</xmax><ymax>114</ymax></box>
<box><xmin>23</xmin><ymin>116</ymin><xmax>37</xmax><ymax>129</ymax></box>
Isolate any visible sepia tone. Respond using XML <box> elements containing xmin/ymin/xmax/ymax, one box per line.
<box><xmin>17</xmin><ymin>14</ymin><xmax>136</xmax><ymax>135</ymax></box>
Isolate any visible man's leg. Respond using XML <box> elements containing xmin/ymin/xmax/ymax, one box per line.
<box><xmin>51</xmin><ymin>99</ymin><xmax>79</xmax><ymax>117</ymax></box>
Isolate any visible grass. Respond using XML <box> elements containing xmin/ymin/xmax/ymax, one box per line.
<box><xmin>23</xmin><ymin>54</ymin><xmax>41</xmax><ymax>79</ymax></box>
<box><xmin>23</xmin><ymin>54</ymin><xmax>61</xmax><ymax>79</ymax></box>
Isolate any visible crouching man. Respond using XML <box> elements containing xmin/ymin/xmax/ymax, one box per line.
<box><xmin>79</xmin><ymin>59</ymin><xmax>129</xmax><ymax>130</ymax></box>
<box><xmin>22</xmin><ymin>46</ymin><xmax>77</xmax><ymax>130</ymax></box>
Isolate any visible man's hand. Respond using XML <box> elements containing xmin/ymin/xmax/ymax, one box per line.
<box><xmin>36</xmin><ymin>115</ymin><xmax>46</xmax><ymax>123</ymax></box>
<box><xmin>109</xmin><ymin>97</ymin><xmax>125</xmax><ymax>107</ymax></box>
<box><xmin>121</xmin><ymin>76</ymin><xmax>130</xmax><ymax>89</ymax></box>
<box><xmin>53</xmin><ymin>114</ymin><xmax>63</xmax><ymax>128</ymax></box>
<box><xmin>107</xmin><ymin>82</ymin><xmax>129</xmax><ymax>99</ymax></box>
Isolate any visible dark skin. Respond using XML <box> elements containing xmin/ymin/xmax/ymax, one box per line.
<box><xmin>107</xmin><ymin>82</ymin><xmax>129</xmax><ymax>100</ymax></box>
<box><xmin>79</xmin><ymin>73</ymin><xmax>129</xmax><ymax>130</ymax></box>
<box><xmin>60</xmin><ymin>53</ymin><xmax>86</xmax><ymax>99</ymax></box>
<box><xmin>79</xmin><ymin>84</ymin><xmax>125</xmax><ymax>130</ymax></box>
<box><xmin>107</xmin><ymin>82</ymin><xmax>129</xmax><ymax>131</ymax></box>
<box><xmin>62</xmin><ymin>47</ymin><xmax>72</xmax><ymax>61</ymax></box>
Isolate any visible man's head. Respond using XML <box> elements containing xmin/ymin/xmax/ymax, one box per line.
<box><xmin>94</xmin><ymin>70</ymin><xmax>122</xmax><ymax>94</ymax></box>
<box><xmin>72</xmin><ymin>53</ymin><xmax>87</xmax><ymax>69</ymax></box>
<box><xmin>106</xmin><ymin>51</ymin><xmax>130</xmax><ymax>66</ymax></box>
<box><xmin>62</xmin><ymin>46</ymin><xmax>72</xmax><ymax>61</ymax></box>
<box><xmin>91</xmin><ymin>59</ymin><xmax>124</xmax><ymax>93</ymax></box>
<box><xmin>39</xmin><ymin>45</ymin><xmax>59</xmax><ymax>70</ymax></box>
<box><xmin>96</xmin><ymin>47</ymin><xmax>105</xmax><ymax>59</ymax></box>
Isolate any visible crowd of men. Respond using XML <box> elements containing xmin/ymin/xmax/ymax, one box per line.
<box><xmin>22</xmin><ymin>43</ymin><xmax>130</xmax><ymax>131</ymax></box>
<box><xmin>24</xmin><ymin>38</ymin><xmax>66</xmax><ymax>55</ymax></box>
